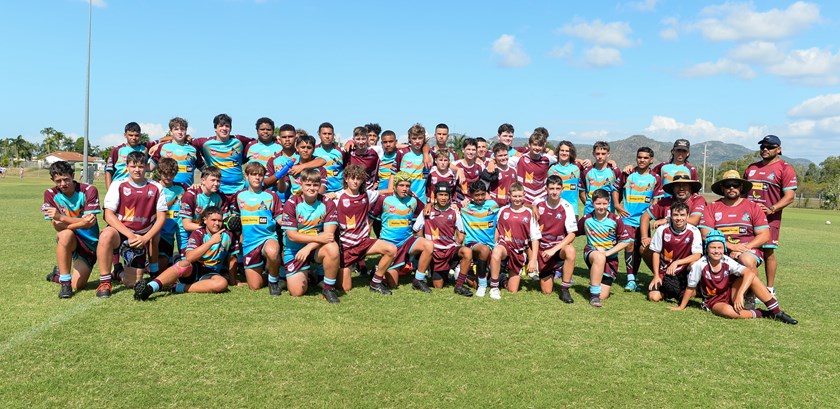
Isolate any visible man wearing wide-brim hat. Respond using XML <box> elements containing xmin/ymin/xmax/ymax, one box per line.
<box><xmin>743</xmin><ymin>135</ymin><xmax>798</xmax><ymax>298</ymax></box>
<box><xmin>699</xmin><ymin>170</ymin><xmax>771</xmax><ymax>273</ymax></box>
<box><xmin>638</xmin><ymin>174</ymin><xmax>707</xmax><ymax>274</ymax></box>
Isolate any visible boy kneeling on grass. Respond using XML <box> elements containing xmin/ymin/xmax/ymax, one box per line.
<box><xmin>42</xmin><ymin>161</ymin><xmax>102</xmax><ymax>299</ymax></box>
<box><xmin>647</xmin><ymin>201</ymin><xmax>702</xmax><ymax>303</ymax></box>
<box><xmin>280</xmin><ymin>168</ymin><xmax>342</xmax><ymax>303</ymax></box>
<box><xmin>487</xmin><ymin>182</ymin><xmax>541</xmax><ymax>300</ymax></box>
<box><xmin>412</xmin><ymin>181</ymin><xmax>474</xmax><ymax>296</ymax></box>
<box><xmin>671</xmin><ymin>230</ymin><xmax>797</xmax><ymax>324</ymax></box>
<box><xmin>135</xmin><ymin>206</ymin><xmax>236</xmax><ymax>299</ymax></box>
<box><xmin>97</xmin><ymin>151</ymin><xmax>168</xmax><ymax>298</ymax></box>
<box><xmin>578</xmin><ymin>188</ymin><xmax>632</xmax><ymax>308</ymax></box>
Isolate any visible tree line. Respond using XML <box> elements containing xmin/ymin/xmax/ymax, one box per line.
<box><xmin>0</xmin><ymin>127</ymin><xmax>148</xmax><ymax>167</ymax></box>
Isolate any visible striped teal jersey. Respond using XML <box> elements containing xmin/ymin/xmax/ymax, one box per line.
<box><xmin>548</xmin><ymin>162</ymin><xmax>582</xmax><ymax>214</ymax></box>
<box><xmin>233</xmin><ymin>189</ymin><xmax>283</xmax><ymax>255</ymax></box>
<box><xmin>280</xmin><ymin>194</ymin><xmax>338</xmax><ymax>255</ymax></box>
<box><xmin>371</xmin><ymin>193</ymin><xmax>423</xmax><ymax>247</ymax></box>
<box><xmin>42</xmin><ymin>182</ymin><xmax>101</xmax><ymax>246</ymax></box>
<box><xmin>150</xmin><ymin>142</ymin><xmax>200</xmax><ymax>185</ymax></box>
<box><xmin>160</xmin><ymin>183</ymin><xmax>188</xmax><ymax>247</ymax></box>
<box><xmin>396</xmin><ymin>147</ymin><xmax>429</xmax><ymax>204</ymax></box>
<box><xmin>460</xmin><ymin>199</ymin><xmax>500</xmax><ymax>247</ymax></box>
<box><xmin>614</xmin><ymin>170</ymin><xmax>660</xmax><ymax>227</ymax></box>
<box><xmin>192</xmin><ymin>135</ymin><xmax>251</xmax><ymax>195</ymax></box>
<box><xmin>106</xmin><ymin>143</ymin><xmax>150</xmax><ymax>182</ymax></box>
<box><xmin>314</xmin><ymin>144</ymin><xmax>346</xmax><ymax>193</ymax></box>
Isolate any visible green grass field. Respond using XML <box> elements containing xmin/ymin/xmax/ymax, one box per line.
<box><xmin>1</xmin><ymin>172</ymin><xmax>838</xmax><ymax>408</ymax></box>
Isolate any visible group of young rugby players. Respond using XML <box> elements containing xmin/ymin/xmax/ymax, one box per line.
<box><xmin>40</xmin><ymin>114</ymin><xmax>798</xmax><ymax>323</ymax></box>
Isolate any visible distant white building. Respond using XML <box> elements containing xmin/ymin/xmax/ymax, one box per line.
<box><xmin>44</xmin><ymin>151</ymin><xmax>104</xmax><ymax>170</ymax></box>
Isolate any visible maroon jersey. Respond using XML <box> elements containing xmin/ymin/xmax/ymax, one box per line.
<box><xmin>427</xmin><ymin>167</ymin><xmax>456</xmax><ymax>199</ymax></box>
<box><xmin>486</xmin><ymin>165</ymin><xmax>517</xmax><ymax>207</ymax></box>
<box><xmin>649</xmin><ymin>224</ymin><xmax>702</xmax><ymax>276</ymax></box>
<box><xmin>348</xmin><ymin>148</ymin><xmax>382</xmax><ymax>191</ymax></box>
<box><xmin>412</xmin><ymin>205</ymin><xmax>464</xmax><ymax>252</ymax></box>
<box><xmin>687</xmin><ymin>255</ymin><xmax>747</xmax><ymax>309</ymax></box>
<box><xmin>333</xmin><ymin>189</ymin><xmax>378</xmax><ymax>249</ymax></box>
<box><xmin>646</xmin><ymin>194</ymin><xmax>706</xmax><ymax>221</ymax></box>
<box><xmin>454</xmin><ymin>159</ymin><xmax>483</xmax><ymax>200</ymax></box>
<box><xmin>497</xmin><ymin>205</ymin><xmax>541</xmax><ymax>252</ymax></box>
<box><xmin>104</xmin><ymin>179</ymin><xmax>168</xmax><ymax>234</ymax></box>
<box><xmin>700</xmin><ymin>199</ymin><xmax>769</xmax><ymax>246</ymax></box>
<box><xmin>744</xmin><ymin>159</ymin><xmax>797</xmax><ymax>226</ymax></box>
<box><xmin>535</xmin><ymin>199</ymin><xmax>578</xmax><ymax>249</ymax></box>
<box><xmin>516</xmin><ymin>154</ymin><xmax>553</xmax><ymax>204</ymax></box>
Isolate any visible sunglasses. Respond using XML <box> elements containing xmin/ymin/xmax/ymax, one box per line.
<box><xmin>760</xmin><ymin>144</ymin><xmax>779</xmax><ymax>150</ymax></box>
<box><xmin>722</xmin><ymin>182</ymin><xmax>742</xmax><ymax>189</ymax></box>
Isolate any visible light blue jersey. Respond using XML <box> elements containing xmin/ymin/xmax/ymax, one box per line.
<box><xmin>396</xmin><ymin>148</ymin><xmax>429</xmax><ymax>204</ymax></box>
<box><xmin>614</xmin><ymin>171</ymin><xmax>659</xmax><ymax>227</ymax></box>
<box><xmin>161</xmin><ymin>183</ymin><xmax>188</xmax><ymax>249</ymax></box>
<box><xmin>234</xmin><ymin>189</ymin><xmax>283</xmax><ymax>257</ymax></box>
<box><xmin>460</xmin><ymin>199</ymin><xmax>500</xmax><ymax>247</ymax></box>
<box><xmin>314</xmin><ymin>145</ymin><xmax>346</xmax><ymax>193</ymax></box>
<box><xmin>374</xmin><ymin>193</ymin><xmax>422</xmax><ymax>247</ymax></box>
<box><xmin>151</xmin><ymin>142</ymin><xmax>200</xmax><ymax>185</ymax></box>
<box><xmin>548</xmin><ymin>162</ymin><xmax>582</xmax><ymax>214</ymax></box>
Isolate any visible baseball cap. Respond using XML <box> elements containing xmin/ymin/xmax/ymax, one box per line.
<box><xmin>672</xmin><ymin>139</ymin><xmax>690</xmax><ymax>150</ymax></box>
<box><xmin>759</xmin><ymin>135</ymin><xmax>781</xmax><ymax>146</ymax></box>
<box><xmin>434</xmin><ymin>181</ymin><xmax>452</xmax><ymax>194</ymax></box>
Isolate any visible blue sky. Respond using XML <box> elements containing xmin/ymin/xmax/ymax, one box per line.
<box><xmin>3</xmin><ymin>0</ymin><xmax>840</xmax><ymax>162</ymax></box>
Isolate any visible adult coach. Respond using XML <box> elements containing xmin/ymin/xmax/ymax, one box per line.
<box><xmin>699</xmin><ymin>170</ymin><xmax>770</xmax><ymax>286</ymax></box>
<box><xmin>744</xmin><ymin>135</ymin><xmax>797</xmax><ymax>296</ymax></box>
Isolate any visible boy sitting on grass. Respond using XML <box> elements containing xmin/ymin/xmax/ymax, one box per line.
<box><xmin>134</xmin><ymin>206</ymin><xmax>236</xmax><ymax>299</ymax></box>
<box><xmin>671</xmin><ymin>230</ymin><xmax>797</xmax><ymax>324</ymax></box>
<box><xmin>42</xmin><ymin>161</ymin><xmax>101</xmax><ymax>299</ymax></box>
<box><xmin>578</xmin><ymin>188</ymin><xmax>632</xmax><ymax>308</ymax></box>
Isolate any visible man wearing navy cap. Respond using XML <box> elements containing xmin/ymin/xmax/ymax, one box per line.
<box><xmin>743</xmin><ymin>135</ymin><xmax>798</xmax><ymax>297</ymax></box>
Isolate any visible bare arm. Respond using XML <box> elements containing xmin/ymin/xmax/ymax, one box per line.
<box><xmin>670</xmin><ymin>287</ymin><xmax>696</xmax><ymax>310</ymax></box>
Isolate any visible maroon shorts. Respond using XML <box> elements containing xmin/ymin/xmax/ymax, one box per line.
<box><xmin>340</xmin><ymin>238</ymin><xmax>378</xmax><ymax>268</ymax></box>
<box><xmin>736</xmin><ymin>248</ymin><xmax>764</xmax><ymax>267</ymax></box>
<box><xmin>392</xmin><ymin>236</ymin><xmax>420</xmax><ymax>270</ymax></box>
<box><xmin>703</xmin><ymin>287</ymin><xmax>733</xmax><ymax>310</ymax></box>
<box><xmin>537</xmin><ymin>251</ymin><xmax>565</xmax><ymax>278</ymax></box>
<box><xmin>243</xmin><ymin>241</ymin><xmax>270</xmax><ymax>270</ymax></box>
<box><xmin>624</xmin><ymin>225</ymin><xmax>639</xmax><ymax>243</ymax></box>
<box><xmin>432</xmin><ymin>246</ymin><xmax>459</xmax><ymax>273</ymax></box>
<box><xmin>72</xmin><ymin>235</ymin><xmax>97</xmax><ymax>268</ymax></box>
<box><xmin>762</xmin><ymin>225</ymin><xmax>780</xmax><ymax>249</ymax></box>
<box><xmin>499</xmin><ymin>243</ymin><xmax>527</xmax><ymax>275</ymax></box>
<box><xmin>284</xmin><ymin>249</ymin><xmax>320</xmax><ymax>277</ymax></box>
<box><xmin>584</xmin><ymin>248</ymin><xmax>619</xmax><ymax>280</ymax></box>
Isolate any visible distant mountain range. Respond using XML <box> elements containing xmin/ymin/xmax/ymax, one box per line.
<box><xmin>509</xmin><ymin>135</ymin><xmax>812</xmax><ymax>168</ymax></box>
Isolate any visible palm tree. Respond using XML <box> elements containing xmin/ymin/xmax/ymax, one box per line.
<box><xmin>11</xmin><ymin>135</ymin><xmax>34</xmax><ymax>160</ymax></box>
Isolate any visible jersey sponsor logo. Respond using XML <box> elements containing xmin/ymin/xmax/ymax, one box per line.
<box><xmin>241</xmin><ymin>216</ymin><xmax>267</xmax><ymax>225</ymax></box>
<box><xmin>556</xmin><ymin>213</ymin><xmax>562</xmax><ymax>219</ymax></box>
<box><xmin>748</xmin><ymin>169</ymin><xmax>756</xmax><ymax>177</ymax></box>
<box><xmin>627</xmin><ymin>195</ymin><xmax>649</xmax><ymax>203</ymax></box>
<box><xmin>717</xmin><ymin>226</ymin><xmax>746</xmax><ymax>235</ymax></box>
<box><xmin>388</xmin><ymin>219</ymin><xmax>409</xmax><ymax>227</ymax></box>
<box><xmin>467</xmin><ymin>221</ymin><xmax>492</xmax><ymax>229</ymax></box>
<box><xmin>752</xmin><ymin>182</ymin><xmax>767</xmax><ymax>190</ymax></box>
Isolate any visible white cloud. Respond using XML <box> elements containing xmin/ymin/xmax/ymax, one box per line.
<box><xmin>566</xmin><ymin>129</ymin><xmax>612</xmax><ymax>143</ymax></box>
<box><xmin>788</xmin><ymin>94</ymin><xmax>840</xmax><ymax>118</ymax></box>
<box><xmin>138</xmin><ymin>123</ymin><xmax>167</xmax><ymax>140</ymax></box>
<box><xmin>766</xmin><ymin>47</ymin><xmax>840</xmax><ymax>86</ymax></box>
<box><xmin>642</xmin><ymin>114</ymin><xmax>840</xmax><ymax>160</ymax></box>
<box><xmin>727</xmin><ymin>41</ymin><xmax>785</xmax><ymax>65</ymax></box>
<box><xmin>682</xmin><ymin>59</ymin><xmax>755</xmax><ymax>80</ymax></box>
<box><xmin>96</xmin><ymin>133</ymin><xmax>125</xmax><ymax>148</ymax></box>
<box><xmin>548</xmin><ymin>42</ymin><xmax>574</xmax><ymax>59</ymax></box>
<box><xmin>694</xmin><ymin>1</ymin><xmax>821</xmax><ymax>42</ymax></box>
<box><xmin>660</xmin><ymin>28</ymin><xmax>678</xmax><ymax>41</ymax></box>
<box><xmin>583</xmin><ymin>47</ymin><xmax>622</xmax><ymax>68</ymax></box>
<box><xmin>491</xmin><ymin>34</ymin><xmax>531</xmax><ymax>68</ymax></box>
<box><xmin>659</xmin><ymin>17</ymin><xmax>680</xmax><ymax>40</ymax></box>
<box><xmin>559</xmin><ymin>19</ymin><xmax>637</xmax><ymax>48</ymax></box>
<box><xmin>627</xmin><ymin>0</ymin><xmax>658</xmax><ymax>12</ymax></box>
<box><xmin>84</xmin><ymin>0</ymin><xmax>107</xmax><ymax>8</ymax></box>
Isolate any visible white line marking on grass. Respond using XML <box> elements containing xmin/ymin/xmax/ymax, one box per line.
<box><xmin>0</xmin><ymin>297</ymin><xmax>104</xmax><ymax>356</ymax></box>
